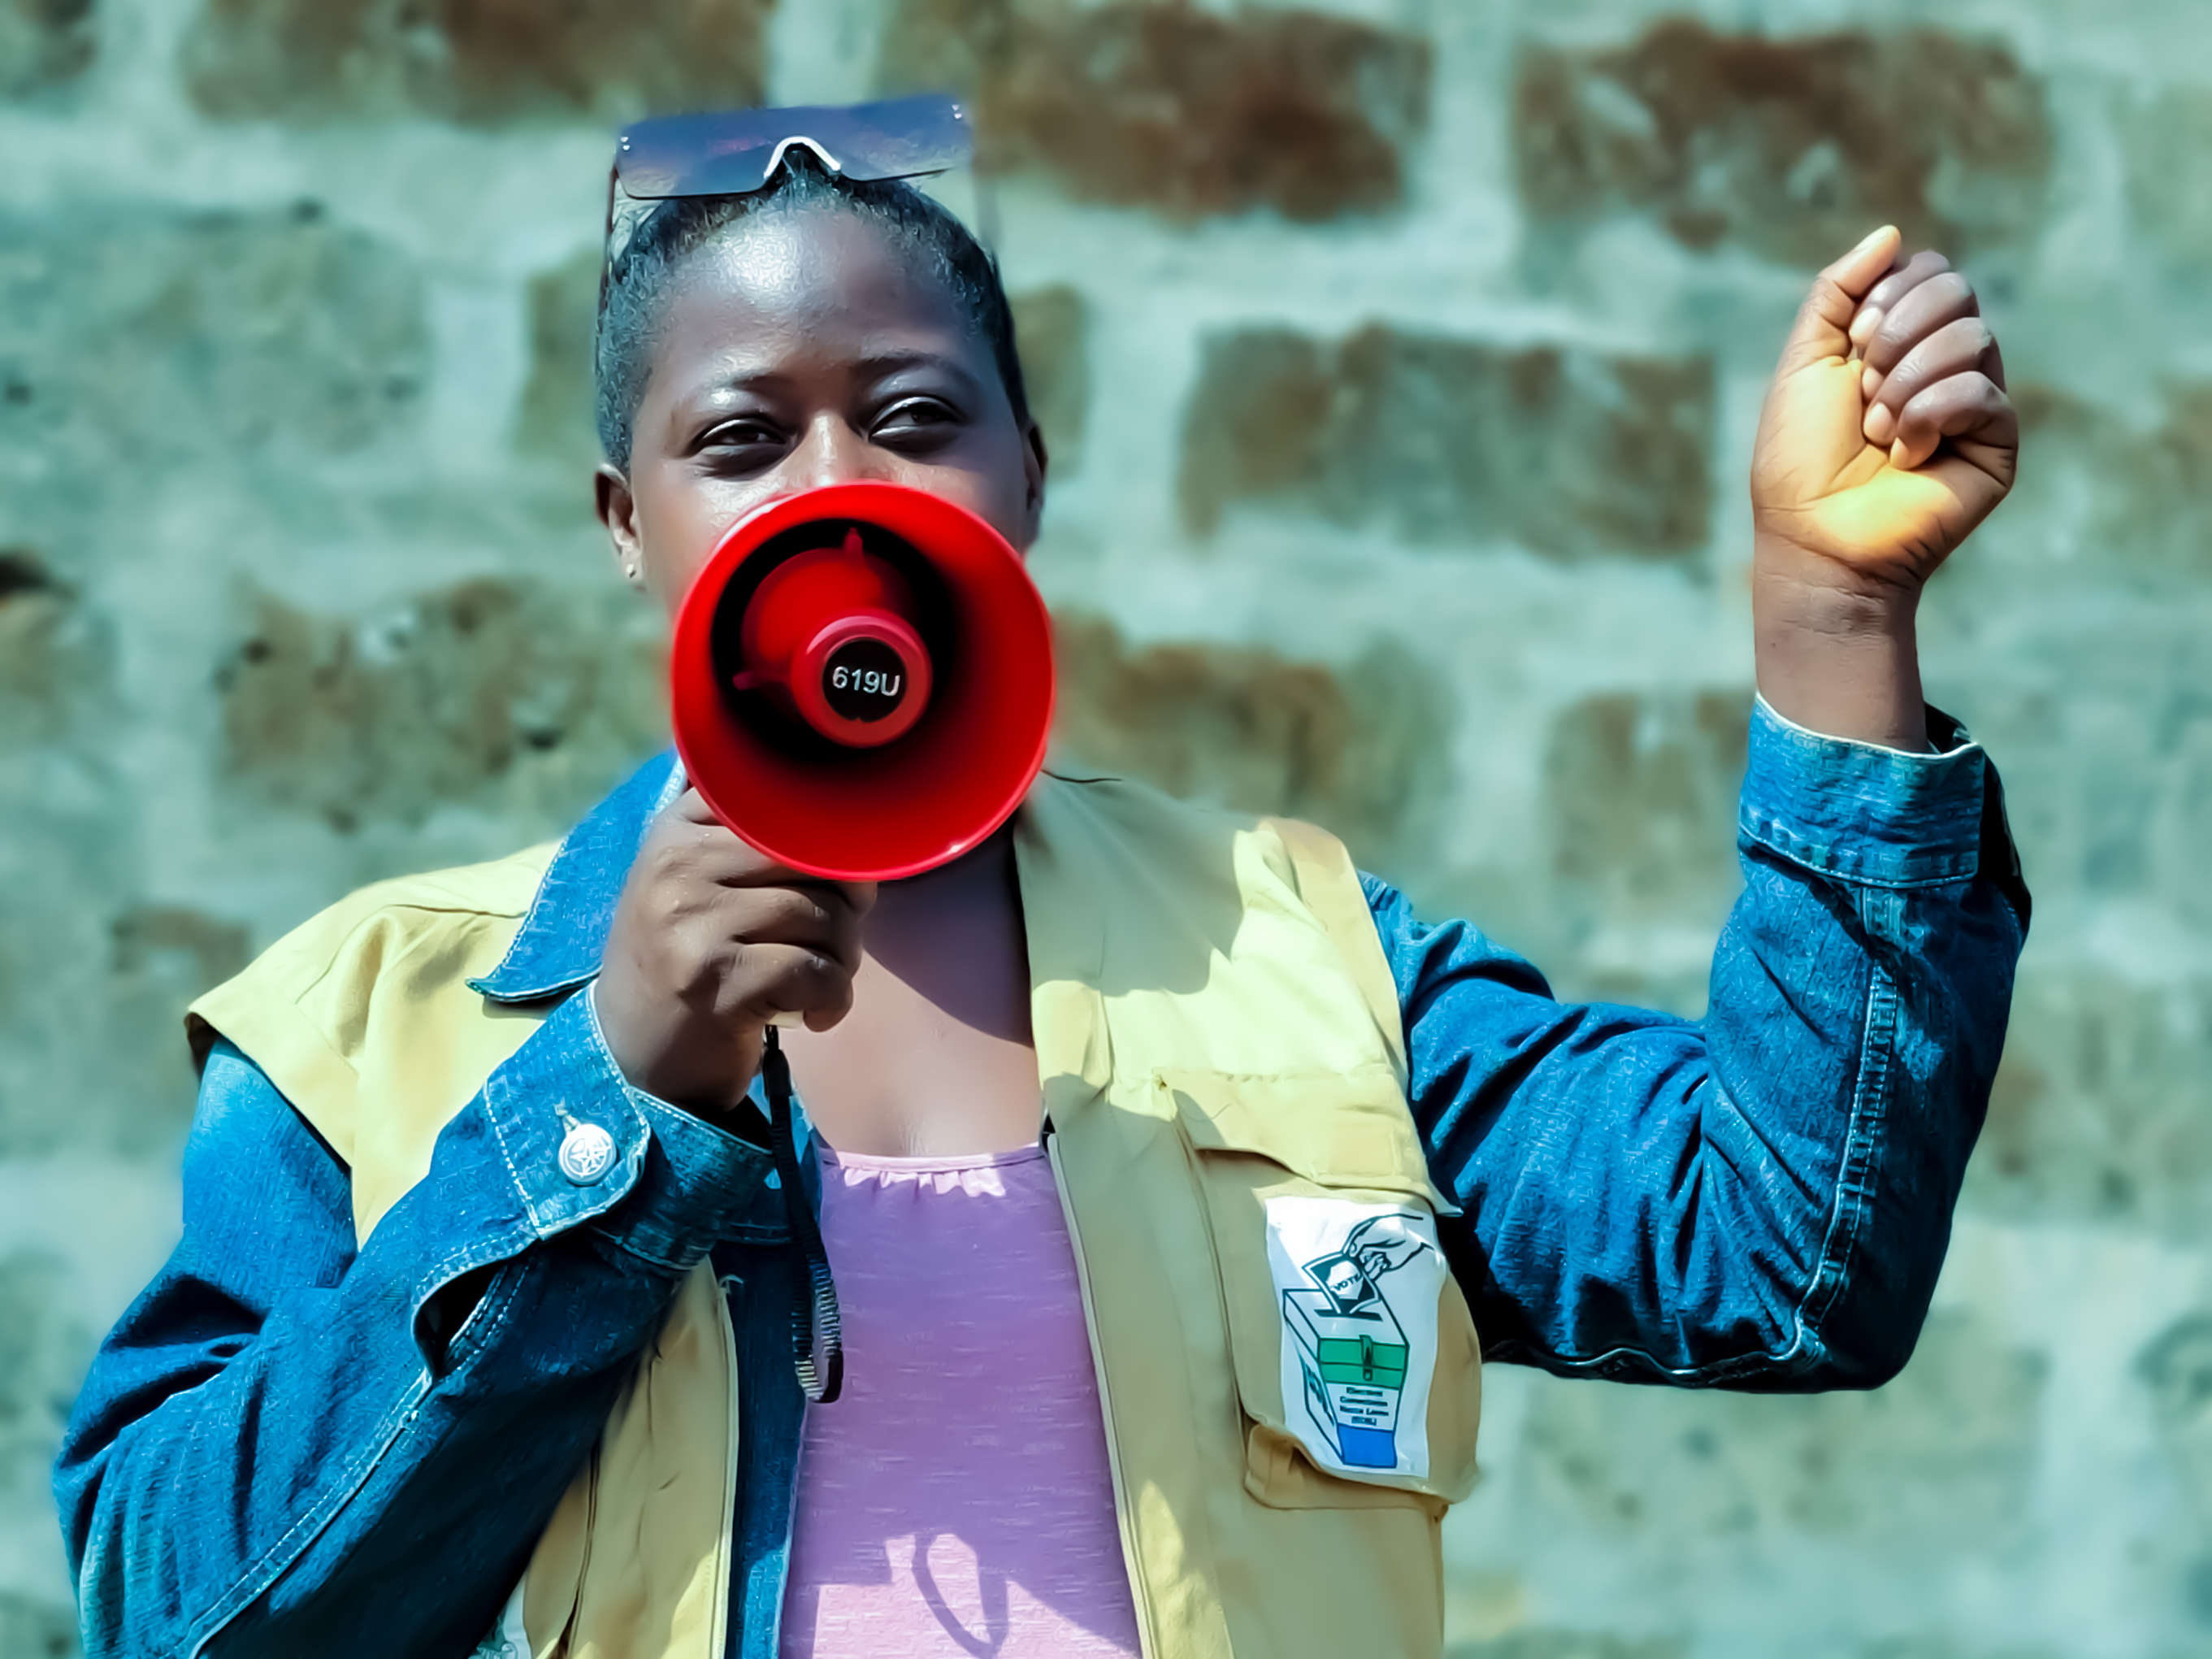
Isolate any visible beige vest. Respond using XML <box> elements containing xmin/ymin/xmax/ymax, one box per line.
<box><xmin>193</xmin><ymin>773</ymin><xmax>1484</xmax><ymax>1659</ymax></box>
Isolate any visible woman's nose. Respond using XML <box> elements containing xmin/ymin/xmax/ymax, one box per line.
<box><xmin>789</xmin><ymin>414</ymin><xmax>887</xmax><ymax>490</ymax></box>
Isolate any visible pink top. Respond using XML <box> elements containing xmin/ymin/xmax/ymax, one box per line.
<box><xmin>778</xmin><ymin>1144</ymin><xmax>1143</xmax><ymax>1659</ymax></box>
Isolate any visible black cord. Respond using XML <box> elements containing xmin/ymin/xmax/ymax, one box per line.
<box><xmin>760</xmin><ymin>1026</ymin><xmax>844</xmax><ymax>1404</ymax></box>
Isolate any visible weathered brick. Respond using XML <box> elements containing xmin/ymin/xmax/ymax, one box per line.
<box><xmin>1545</xmin><ymin>688</ymin><xmax>1747</xmax><ymax>913</ymax></box>
<box><xmin>1520</xmin><ymin>1309</ymin><xmax>2045</xmax><ymax>1548</ymax></box>
<box><xmin>1011</xmin><ymin>284</ymin><xmax>1089</xmax><ymax>476</ymax></box>
<box><xmin>0</xmin><ymin>548</ymin><xmax>109</xmax><ymax>745</ymax></box>
<box><xmin>110</xmin><ymin>905</ymin><xmax>251</xmax><ymax>998</ymax></box>
<box><xmin>880</xmin><ymin>0</ymin><xmax>1430</xmax><ymax>221</ymax></box>
<box><xmin>515</xmin><ymin>245</ymin><xmax>605</xmax><ymax>466</ymax></box>
<box><xmin>1516</xmin><ymin>688</ymin><xmax>1750</xmax><ymax>1012</ymax></box>
<box><xmin>1514</xmin><ymin>21</ymin><xmax>2051</xmax><ymax>264</ymax></box>
<box><xmin>0</xmin><ymin>0</ymin><xmax>94</xmax><ymax>98</ymax></box>
<box><xmin>0</xmin><ymin>548</ymin><xmax>72</xmax><ymax>708</ymax></box>
<box><xmin>0</xmin><ymin>205</ymin><xmax>427</xmax><ymax>466</ymax></box>
<box><xmin>1048</xmin><ymin>611</ymin><xmax>1447</xmax><ymax>868</ymax></box>
<box><xmin>0</xmin><ymin>1589</ymin><xmax>78</xmax><ymax>1659</ymax></box>
<box><xmin>0</xmin><ymin>1250</ymin><xmax>91</xmax><ymax>1506</ymax></box>
<box><xmin>1931</xmin><ymin>626</ymin><xmax>2212</xmax><ymax>948</ymax></box>
<box><xmin>2134</xmin><ymin>1310</ymin><xmax>2212</xmax><ymax>1630</ymax></box>
<box><xmin>2003</xmin><ymin>382</ymin><xmax>2212</xmax><ymax>582</ymax></box>
<box><xmin>2142</xmin><ymin>1313</ymin><xmax>2212</xmax><ymax>1524</ymax></box>
<box><xmin>1967</xmin><ymin>966</ymin><xmax>2212</xmax><ymax>1236</ymax></box>
<box><xmin>86</xmin><ymin>905</ymin><xmax>255</xmax><ymax>1142</ymax></box>
<box><xmin>0</xmin><ymin>884</ymin><xmax>223</xmax><ymax>1154</ymax></box>
<box><xmin>216</xmin><ymin>577</ymin><xmax>666</xmax><ymax>832</ymax></box>
<box><xmin>1448</xmin><ymin>1636</ymin><xmax>1684</xmax><ymax>1659</ymax></box>
<box><xmin>2121</xmin><ymin>85</ymin><xmax>2212</xmax><ymax>270</ymax></box>
<box><xmin>181</xmin><ymin>0</ymin><xmax>770</xmax><ymax>124</ymax></box>
<box><xmin>1180</xmin><ymin>324</ymin><xmax>1711</xmax><ymax>558</ymax></box>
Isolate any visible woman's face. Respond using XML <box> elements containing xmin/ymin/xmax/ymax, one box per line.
<box><xmin>597</xmin><ymin>207</ymin><xmax>1047</xmax><ymax>619</ymax></box>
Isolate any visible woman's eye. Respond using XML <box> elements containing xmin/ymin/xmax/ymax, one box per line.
<box><xmin>700</xmin><ymin>420</ymin><xmax>785</xmax><ymax>454</ymax></box>
<box><xmin>872</xmin><ymin>399</ymin><xmax>961</xmax><ymax>443</ymax></box>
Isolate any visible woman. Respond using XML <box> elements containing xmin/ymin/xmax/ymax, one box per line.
<box><xmin>56</xmin><ymin>100</ymin><xmax>2028</xmax><ymax>1659</ymax></box>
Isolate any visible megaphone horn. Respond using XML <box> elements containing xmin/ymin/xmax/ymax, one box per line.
<box><xmin>670</xmin><ymin>481</ymin><xmax>1056</xmax><ymax>882</ymax></box>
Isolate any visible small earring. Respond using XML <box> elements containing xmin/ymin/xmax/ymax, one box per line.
<box><xmin>623</xmin><ymin>564</ymin><xmax>640</xmax><ymax>582</ymax></box>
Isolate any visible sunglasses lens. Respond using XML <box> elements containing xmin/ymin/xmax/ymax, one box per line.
<box><xmin>617</xmin><ymin>95</ymin><xmax>972</xmax><ymax>199</ymax></box>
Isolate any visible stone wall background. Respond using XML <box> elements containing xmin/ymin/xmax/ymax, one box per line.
<box><xmin>1</xmin><ymin>0</ymin><xmax>2207</xmax><ymax>1653</ymax></box>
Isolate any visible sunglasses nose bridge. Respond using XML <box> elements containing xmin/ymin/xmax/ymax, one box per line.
<box><xmin>762</xmin><ymin>136</ymin><xmax>844</xmax><ymax>184</ymax></box>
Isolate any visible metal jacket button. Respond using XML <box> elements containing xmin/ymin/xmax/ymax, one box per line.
<box><xmin>558</xmin><ymin>1121</ymin><xmax>618</xmax><ymax>1185</ymax></box>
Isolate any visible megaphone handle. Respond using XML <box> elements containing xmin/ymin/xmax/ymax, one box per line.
<box><xmin>760</xmin><ymin>1027</ymin><xmax>844</xmax><ymax>1405</ymax></box>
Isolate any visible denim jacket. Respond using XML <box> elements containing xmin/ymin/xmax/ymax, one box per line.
<box><xmin>54</xmin><ymin>698</ymin><xmax>2027</xmax><ymax>1659</ymax></box>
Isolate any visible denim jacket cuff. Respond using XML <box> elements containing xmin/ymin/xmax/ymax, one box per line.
<box><xmin>479</xmin><ymin>989</ymin><xmax>776</xmax><ymax>1275</ymax></box>
<box><xmin>1737</xmin><ymin>693</ymin><xmax>1987</xmax><ymax>889</ymax></box>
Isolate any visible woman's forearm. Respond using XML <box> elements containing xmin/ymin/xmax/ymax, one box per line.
<box><xmin>1752</xmin><ymin>539</ymin><xmax>1928</xmax><ymax>753</ymax></box>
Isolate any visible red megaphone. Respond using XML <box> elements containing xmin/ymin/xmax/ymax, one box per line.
<box><xmin>670</xmin><ymin>482</ymin><xmax>1056</xmax><ymax>881</ymax></box>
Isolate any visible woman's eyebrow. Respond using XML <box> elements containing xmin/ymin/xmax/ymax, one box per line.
<box><xmin>683</xmin><ymin>352</ymin><xmax>979</xmax><ymax>404</ymax></box>
<box><xmin>851</xmin><ymin>350</ymin><xmax>981</xmax><ymax>388</ymax></box>
<box><xmin>683</xmin><ymin>368</ymin><xmax>795</xmax><ymax>406</ymax></box>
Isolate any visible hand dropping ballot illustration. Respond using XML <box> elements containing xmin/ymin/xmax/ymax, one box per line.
<box><xmin>1267</xmin><ymin>1201</ymin><xmax>1448</xmax><ymax>1479</ymax></box>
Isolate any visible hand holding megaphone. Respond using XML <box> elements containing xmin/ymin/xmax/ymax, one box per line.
<box><xmin>596</xmin><ymin>790</ymin><xmax>878</xmax><ymax>1117</ymax></box>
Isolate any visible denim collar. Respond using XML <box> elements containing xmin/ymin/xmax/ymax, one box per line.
<box><xmin>468</xmin><ymin>751</ymin><xmax>683</xmax><ymax>1004</ymax></box>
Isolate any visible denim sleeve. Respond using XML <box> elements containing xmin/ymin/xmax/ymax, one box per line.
<box><xmin>53</xmin><ymin>990</ymin><xmax>779</xmax><ymax>1659</ymax></box>
<box><xmin>1376</xmin><ymin>697</ymin><xmax>2028</xmax><ymax>1391</ymax></box>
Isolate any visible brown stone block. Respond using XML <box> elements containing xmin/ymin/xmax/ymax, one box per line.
<box><xmin>1521</xmin><ymin>1306</ymin><xmax>2045</xmax><ymax>1546</ymax></box>
<box><xmin>2120</xmin><ymin>85</ymin><xmax>2212</xmax><ymax>269</ymax></box>
<box><xmin>1010</xmin><ymin>284</ymin><xmax>1089</xmax><ymax>476</ymax></box>
<box><xmin>0</xmin><ymin>1591</ymin><xmax>79</xmax><ymax>1659</ymax></box>
<box><xmin>2008</xmin><ymin>380</ymin><xmax>2212</xmax><ymax>582</ymax></box>
<box><xmin>110</xmin><ymin>905</ymin><xmax>251</xmax><ymax>997</ymax></box>
<box><xmin>1537</xmin><ymin>688</ymin><xmax>1747</xmax><ymax>1010</ymax></box>
<box><xmin>182</xmin><ymin>0</ymin><xmax>770</xmax><ymax>124</ymax></box>
<box><xmin>1967</xmin><ymin>965</ymin><xmax>2212</xmax><ymax>1236</ymax></box>
<box><xmin>1514</xmin><ymin>20</ymin><xmax>2051</xmax><ymax>264</ymax></box>
<box><xmin>0</xmin><ymin>0</ymin><xmax>95</xmax><ymax>99</ymax></box>
<box><xmin>1048</xmin><ymin>610</ymin><xmax>1448</xmax><ymax>867</ymax></box>
<box><xmin>516</xmin><ymin>245</ymin><xmax>606</xmax><ymax>466</ymax></box>
<box><xmin>880</xmin><ymin>0</ymin><xmax>1431</xmax><ymax>221</ymax></box>
<box><xmin>1546</xmin><ymin>688</ymin><xmax>1747</xmax><ymax>906</ymax></box>
<box><xmin>1180</xmin><ymin>324</ymin><xmax>1711</xmax><ymax>558</ymax></box>
<box><xmin>0</xmin><ymin>547</ymin><xmax>111</xmax><ymax>745</ymax></box>
<box><xmin>96</xmin><ymin>906</ymin><xmax>254</xmax><ymax>1124</ymax></box>
<box><xmin>216</xmin><ymin>577</ymin><xmax>666</xmax><ymax>832</ymax></box>
<box><xmin>0</xmin><ymin>548</ymin><xmax>70</xmax><ymax>706</ymax></box>
<box><xmin>0</xmin><ymin>204</ymin><xmax>427</xmax><ymax>463</ymax></box>
<box><xmin>1449</xmin><ymin>1635</ymin><xmax>1684</xmax><ymax>1659</ymax></box>
<box><xmin>2140</xmin><ymin>1311</ymin><xmax>2212</xmax><ymax>1529</ymax></box>
<box><xmin>0</xmin><ymin>1248</ymin><xmax>93</xmax><ymax>1518</ymax></box>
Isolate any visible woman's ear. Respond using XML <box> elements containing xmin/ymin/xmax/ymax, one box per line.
<box><xmin>596</xmin><ymin>464</ymin><xmax>648</xmax><ymax>591</ymax></box>
<box><xmin>1017</xmin><ymin>419</ymin><xmax>1048</xmax><ymax>550</ymax></box>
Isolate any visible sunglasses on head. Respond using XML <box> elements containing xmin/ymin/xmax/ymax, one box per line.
<box><xmin>599</xmin><ymin>94</ymin><xmax>974</xmax><ymax>308</ymax></box>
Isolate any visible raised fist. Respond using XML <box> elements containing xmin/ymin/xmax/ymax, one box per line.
<box><xmin>1751</xmin><ymin>226</ymin><xmax>2019</xmax><ymax>597</ymax></box>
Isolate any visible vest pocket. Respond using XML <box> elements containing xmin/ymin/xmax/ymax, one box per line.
<box><xmin>1162</xmin><ymin>1069</ymin><xmax>1482</xmax><ymax>1514</ymax></box>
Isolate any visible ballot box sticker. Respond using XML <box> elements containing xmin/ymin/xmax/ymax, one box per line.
<box><xmin>469</xmin><ymin>1583</ymin><xmax>528</xmax><ymax>1658</ymax></box>
<box><xmin>1264</xmin><ymin>1196</ymin><xmax>1445</xmax><ymax>1481</ymax></box>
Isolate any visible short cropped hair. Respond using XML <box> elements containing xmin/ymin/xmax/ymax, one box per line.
<box><xmin>592</xmin><ymin>158</ymin><xmax>1030</xmax><ymax>468</ymax></box>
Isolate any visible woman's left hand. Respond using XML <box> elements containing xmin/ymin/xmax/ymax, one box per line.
<box><xmin>1751</xmin><ymin>225</ymin><xmax>2018</xmax><ymax>597</ymax></box>
<box><xmin>1746</xmin><ymin>226</ymin><xmax>2019</xmax><ymax>750</ymax></box>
